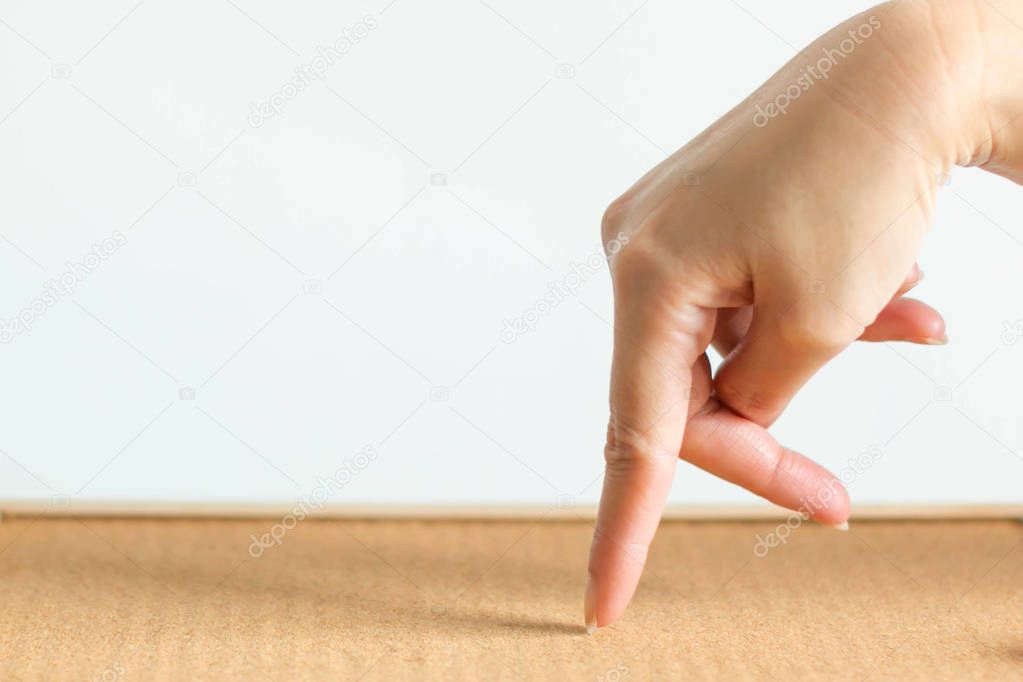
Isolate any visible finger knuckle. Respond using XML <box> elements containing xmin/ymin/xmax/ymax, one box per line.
<box><xmin>777</xmin><ymin>308</ymin><xmax>863</xmax><ymax>354</ymax></box>
<box><xmin>607</xmin><ymin>238</ymin><xmax>670</xmax><ymax>296</ymax></box>
<box><xmin>716</xmin><ymin>383</ymin><xmax>783</xmax><ymax>422</ymax></box>
<box><xmin>601</xmin><ymin>194</ymin><xmax>658</xmax><ymax>274</ymax></box>
<box><xmin>600</xmin><ymin>195</ymin><xmax>629</xmax><ymax>245</ymax></box>
<box><xmin>604</xmin><ymin>425</ymin><xmax>675</xmax><ymax>470</ymax></box>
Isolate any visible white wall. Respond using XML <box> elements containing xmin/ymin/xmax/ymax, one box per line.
<box><xmin>1</xmin><ymin>0</ymin><xmax>1020</xmax><ymax>509</ymax></box>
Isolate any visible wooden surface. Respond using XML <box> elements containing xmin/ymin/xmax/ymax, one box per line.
<box><xmin>1</xmin><ymin>517</ymin><xmax>1022</xmax><ymax>680</ymax></box>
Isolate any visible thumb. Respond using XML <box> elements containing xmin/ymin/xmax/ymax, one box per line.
<box><xmin>587</xmin><ymin>294</ymin><xmax>713</xmax><ymax>631</ymax></box>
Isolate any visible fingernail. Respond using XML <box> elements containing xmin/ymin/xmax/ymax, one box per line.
<box><xmin>584</xmin><ymin>578</ymin><xmax>598</xmax><ymax>635</ymax></box>
<box><xmin>923</xmin><ymin>334</ymin><xmax>948</xmax><ymax>346</ymax></box>
<box><xmin>832</xmin><ymin>521</ymin><xmax>849</xmax><ymax>531</ymax></box>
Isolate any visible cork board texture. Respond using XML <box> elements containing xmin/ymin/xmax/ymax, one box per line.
<box><xmin>1</xmin><ymin>518</ymin><xmax>1021</xmax><ymax>680</ymax></box>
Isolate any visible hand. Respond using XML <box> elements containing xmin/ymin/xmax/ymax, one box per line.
<box><xmin>586</xmin><ymin>0</ymin><xmax>1023</xmax><ymax>630</ymax></box>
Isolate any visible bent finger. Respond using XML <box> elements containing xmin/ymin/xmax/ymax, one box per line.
<box><xmin>858</xmin><ymin>297</ymin><xmax>946</xmax><ymax>344</ymax></box>
<box><xmin>682</xmin><ymin>401</ymin><xmax>850</xmax><ymax>525</ymax></box>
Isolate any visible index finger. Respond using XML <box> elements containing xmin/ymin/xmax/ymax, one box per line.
<box><xmin>587</xmin><ymin>298</ymin><xmax>711</xmax><ymax>632</ymax></box>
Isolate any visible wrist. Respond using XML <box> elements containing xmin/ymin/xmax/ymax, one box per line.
<box><xmin>864</xmin><ymin>0</ymin><xmax>991</xmax><ymax>169</ymax></box>
<box><xmin>911</xmin><ymin>0</ymin><xmax>1023</xmax><ymax>170</ymax></box>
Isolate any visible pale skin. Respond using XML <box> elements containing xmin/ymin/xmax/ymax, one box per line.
<box><xmin>586</xmin><ymin>0</ymin><xmax>1023</xmax><ymax>630</ymax></box>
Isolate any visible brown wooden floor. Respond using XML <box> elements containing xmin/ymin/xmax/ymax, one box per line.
<box><xmin>0</xmin><ymin>517</ymin><xmax>1021</xmax><ymax>680</ymax></box>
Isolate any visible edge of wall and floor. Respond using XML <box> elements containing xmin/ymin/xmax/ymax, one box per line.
<box><xmin>2</xmin><ymin>501</ymin><xmax>1022</xmax><ymax>521</ymax></box>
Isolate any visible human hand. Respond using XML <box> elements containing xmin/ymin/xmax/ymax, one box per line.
<box><xmin>586</xmin><ymin>0</ymin><xmax>1023</xmax><ymax>630</ymax></box>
